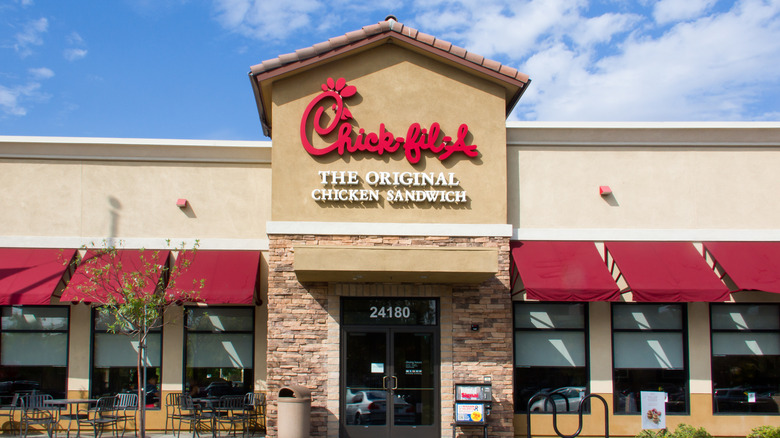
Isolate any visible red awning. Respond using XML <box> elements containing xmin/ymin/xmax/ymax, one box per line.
<box><xmin>605</xmin><ymin>241</ymin><xmax>730</xmax><ymax>302</ymax></box>
<box><xmin>169</xmin><ymin>251</ymin><xmax>261</xmax><ymax>305</ymax></box>
<box><xmin>510</xmin><ymin>241</ymin><xmax>620</xmax><ymax>301</ymax></box>
<box><xmin>61</xmin><ymin>249</ymin><xmax>170</xmax><ymax>303</ymax></box>
<box><xmin>0</xmin><ymin>248</ymin><xmax>77</xmax><ymax>305</ymax></box>
<box><xmin>704</xmin><ymin>242</ymin><xmax>780</xmax><ymax>293</ymax></box>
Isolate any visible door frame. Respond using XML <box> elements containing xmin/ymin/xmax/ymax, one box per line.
<box><xmin>339</xmin><ymin>299</ymin><xmax>441</xmax><ymax>438</ymax></box>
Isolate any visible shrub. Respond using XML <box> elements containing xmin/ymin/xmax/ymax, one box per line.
<box><xmin>635</xmin><ymin>424</ymin><xmax>711</xmax><ymax>438</ymax></box>
<box><xmin>672</xmin><ymin>424</ymin><xmax>712</xmax><ymax>438</ymax></box>
<box><xmin>748</xmin><ymin>426</ymin><xmax>780</xmax><ymax>438</ymax></box>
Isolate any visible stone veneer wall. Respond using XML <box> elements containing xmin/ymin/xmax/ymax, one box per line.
<box><xmin>266</xmin><ymin>234</ymin><xmax>512</xmax><ymax>438</ymax></box>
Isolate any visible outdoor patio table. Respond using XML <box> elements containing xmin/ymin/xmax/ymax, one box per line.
<box><xmin>45</xmin><ymin>399</ymin><xmax>97</xmax><ymax>438</ymax></box>
<box><xmin>192</xmin><ymin>398</ymin><xmax>221</xmax><ymax>438</ymax></box>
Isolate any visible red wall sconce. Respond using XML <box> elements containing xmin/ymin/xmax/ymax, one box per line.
<box><xmin>599</xmin><ymin>186</ymin><xmax>612</xmax><ymax>196</ymax></box>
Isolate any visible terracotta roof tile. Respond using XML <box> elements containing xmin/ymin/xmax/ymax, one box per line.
<box><xmin>449</xmin><ymin>45</ymin><xmax>467</xmax><ymax>59</ymax></box>
<box><xmin>345</xmin><ymin>29</ymin><xmax>365</xmax><ymax>43</ymax></box>
<box><xmin>278</xmin><ymin>52</ymin><xmax>299</xmax><ymax>65</ymax></box>
<box><xmin>401</xmin><ymin>26</ymin><xmax>418</xmax><ymax>39</ymax></box>
<box><xmin>482</xmin><ymin>58</ymin><xmax>501</xmax><ymax>72</ymax></box>
<box><xmin>499</xmin><ymin>64</ymin><xmax>519</xmax><ymax>78</ymax></box>
<box><xmin>416</xmin><ymin>31</ymin><xmax>436</xmax><ymax>46</ymax></box>
<box><xmin>312</xmin><ymin>41</ymin><xmax>332</xmax><ymax>55</ymax></box>
<box><xmin>328</xmin><ymin>34</ymin><xmax>349</xmax><ymax>49</ymax></box>
<box><xmin>362</xmin><ymin>23</ymin><xmax>384</xmax><ymax>36</ymax></box>
<box><xmin>249</xmin><ymin>19</ymin><xmax>528</xmax><ymax>87</ymax></box>
<box><xmin>295</xmin><ymin>46</ymin><xmax>317</xmax><ymax>61</ymax></box>
<box><xmin>433</xmin><ymin>38</ymin><xmax>452</xmax><ymax>52</ymax></box>
<box><xmin>464</xmin><ymin>51</ymin><xmax>484</xmax><ymax>65</ymax></box>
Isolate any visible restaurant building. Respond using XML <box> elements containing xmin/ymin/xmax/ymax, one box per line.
<box><xmin>2</xmin><ymin>17</ymin><xmax>780</xmax><ymax>438</ymax></box>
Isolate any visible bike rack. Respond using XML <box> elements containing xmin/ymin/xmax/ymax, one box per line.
<box><xmin>526</xmin><ymin>393</ymin><xmax>609</xmax><ymax>438</ymax></box>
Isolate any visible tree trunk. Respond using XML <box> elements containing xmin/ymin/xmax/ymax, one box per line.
<box><xmin>138</xmin><ymin>333</ymin><xmax>147</xmax><ymax>438</ymax></box>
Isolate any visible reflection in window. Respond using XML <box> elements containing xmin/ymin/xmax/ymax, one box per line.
<box><xmin>185</xmin><ymin>307</ymin><xmax>254</xmax><ymax>398</ymax></box>
<box><xmin>0</xmin><ymin>306</ymin><xmax>68</xmax><ymax>403</ymax></box>
<box><xmin>91</xmin><ymin>310</ymin><xmax>162</xmax><ymax>408</ymax></box>
<box><xmin>612</xmin><ymin>304</ymin><xmax>688</xmax><ymax>414</ymax></box>
<box><xmin>711</xmin><ymin>304</ymin><xmax>780</xmax><ymax>414</ymax></box>
<box><xmin>514</xmin><ymin>303</ymin><xmax>588</xmax><ymax>413</ymax></box>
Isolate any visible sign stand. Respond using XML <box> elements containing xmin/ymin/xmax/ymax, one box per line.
<box><xmin>454</xmin><ymin>383</ymin><xmax>492</xmax><ymax>438</ymax></box>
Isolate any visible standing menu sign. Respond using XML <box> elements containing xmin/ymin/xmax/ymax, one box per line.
<box><xmin>455</xmin><ymin>384</ymin><xmax>492</xmax><ymax>426</ymax></box>
<box><xmin>640</xmin><ymin>391</ymin><xmax>666</xmax><ymax>429</ymax></box>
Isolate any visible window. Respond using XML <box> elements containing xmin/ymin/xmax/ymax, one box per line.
<box><xmin>0</xmin><ymin>306</ymin><xmax>68</xmax><ymax>403</ymax></box>
<box><xmin>185</xmin><ymin>307</ymin><xmax>254</xmax><ymax>398</ymax></box>
<box><xmin>91</xmin><ymin>310</ymin><xmax>162</xmax><ymax>408</ymax></box>
<box><xmin>612</xmin><ymin>303</ymin><xmax>688</xmax><ymax>414</ymax></box>
<box><xmin>711</xmin><ymin>304</ymin><xmax>780</xmax><ymax>414</ymax></box>
<box><xmin>514</xmin><ymin>302</ymin><xmax>588</xmax><ymax>413</ymax></box>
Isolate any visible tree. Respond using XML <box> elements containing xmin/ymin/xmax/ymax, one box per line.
<box><xmin>67</xmin><ymin>240</ymin><xmax>202</xmax><ymax>438</ymax></box>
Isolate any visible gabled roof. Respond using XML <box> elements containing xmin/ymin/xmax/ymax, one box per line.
<box><xmin>249</xmin><ymin>17</ymin><xmax>531</xmax><ymax>137</ymax></box>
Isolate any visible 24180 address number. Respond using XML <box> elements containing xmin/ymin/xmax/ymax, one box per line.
<box><xmin>369</xmin><ymin>306</ymin><xmax>411</xmax><ymax>319</ymax></box>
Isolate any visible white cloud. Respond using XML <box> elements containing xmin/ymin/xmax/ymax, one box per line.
<box><xmin>0</xmin><ymin>82</ymin><xmax>42</xmax><ymax>116</ymax></box>
<box><xmin>67</xmin><ymin>32</ymin><xmax>85</xmax><ymax>46</ymax></box>
<box><xmin>213</xmin><ymin>0</ymin><xmax>325</xmax><ymax>40</ymax></box>
<box><xmin>653</xmin><ymin>0</ymin><xmax>717</xmax><ymax>25</ymax></box>
<box><xmin>14</xmin><ymin>17</ymin><xmax>48</xmax><ymax>57</ymax></box>
<box><xmin>64</xmin><ymin>48</ymin><xmax>88</xmax><ymax>61</ymax></box>
<box><xmin>29</xmin><ymin>67</ymin><xmax>54</xmax><ymax>79</ymax></box>
<box><xmin>514</xmin><ymin>0</ymin><xmax>780</xmax><ymax>121</ymax></box>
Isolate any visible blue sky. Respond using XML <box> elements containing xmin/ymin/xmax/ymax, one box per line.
<box><xmin>1</xmin><ymin>0</ymin><xmax>779</xmax><ymax>140</ymax></box>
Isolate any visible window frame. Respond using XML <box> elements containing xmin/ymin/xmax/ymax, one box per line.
<box><xmin>611</xmin><ymin>302</ymin><xmax>690</xmax><ymax>415</ymax></box>
<box><xmin>183</xmin><ymin>306</ymin><xmax>255</xmax><ymax>397</ymax></box>
<box><xmin>512</xmin><ymin>301</ymin><xmax>590</xmax><ymax>414</ymax></box>
<box><xmin>0</xmin><ymin>305</ymin><xmax>70</xmax><ymax>401</ymax></box>
<box><xmin>89</xmin><ymin>307</ymin><xmax>163</xmax><ymax>408</ymax></box>
<box><xmin>710</xmin><ymin>303</ymin><xmax>780</xmax><ymax>416</ymax></box>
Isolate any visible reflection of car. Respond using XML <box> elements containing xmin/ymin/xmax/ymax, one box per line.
<box><xmin>205</xmin><ymin>381</ymin><xmax>233</xmax><ymax>397</ymax></box>
<box><xmin>529</xmin><ymin>387</ymin><xmax>586</xmax><ymax>412</ymax></box>
<box><xmin>345</xmin><ymin>390</ymin><xmax>416</xmax><ymax>425</ymax></box>
<box><xmin>714</xmin><ymin>387</ymin><xmax>778</xmax><ymax>413</ymax></box>
<box><xmin>0</xmin><ymin>380</ymin><xmax>40</xmax><ymax>405</ymax></box>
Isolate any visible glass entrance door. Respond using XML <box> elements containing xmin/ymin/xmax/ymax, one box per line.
<box><xmin>341</xmin><ymin>298</ymin><xmax>439</xmax><ymax>438</ymax></box>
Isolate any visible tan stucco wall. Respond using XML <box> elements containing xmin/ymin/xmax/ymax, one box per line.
<box><xmin>270</xmin><ymin>43</ymin><xmax>509</xmax><ymax>224</ymax></box>
<box><xmin>507</xmin><ymin>124</ymin><xmax>780</xmax><ymax>231</ymax></box>
<box><xmin>0</xmin><ymin>159</ymin><xmax>272</xmax><ymax>240</ymax></box>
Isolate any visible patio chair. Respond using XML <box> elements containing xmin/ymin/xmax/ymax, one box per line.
<box><xmin>214</xmin><ymin>395</ymin><xmax>246</xmax><ymax>437</ymax></box>
<box><xmin>242</xmin><ymin>393</ymin><xmax>265</xmax><ymax>436</ymax></box>
<box><xmin>177</xmin><ymin>394</ymin><xmax>209</xmax><ymax>438</ymax></box>
<box><xmin>0</xmin><ymin>393</ymin><xmax>20</xmax><ymax>435</ymax></box>
<box><xmin>77</xmin><ymin>396</ymin><xmax>118</xmax><ymax>438</ymax></box>
<box><xmin>113</xmin><ymin>393</ymin><xmax>138</xmax><ymax>438</ymax></box>
<box><xmin>166</xmin><ymin>393</ymin><xmax>203</xmax><ymax>437</ymax></box>
<box><xmin>19</xmin><ymin>394</ymin><xmax>57</xmax><ymax>438</ymax></box>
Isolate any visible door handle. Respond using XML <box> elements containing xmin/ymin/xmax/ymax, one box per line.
<box><xmin>391</xmin><ymin>376</ymin><xmax>398</xmax><ymax>390</ymax></box>
<box><xmin>383</xmin><ymin>375</ymin><xmax>389</xmax><ymax>390</ymax></box>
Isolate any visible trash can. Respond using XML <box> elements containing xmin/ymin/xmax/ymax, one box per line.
<box><xmin>277</xmin><ymin>384</ymin><xmax>311</xmax><ymax>438</ymax></box>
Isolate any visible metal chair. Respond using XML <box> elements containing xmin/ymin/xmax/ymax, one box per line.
<box><xmin>214</xmin><ymin>395</ymin><xmax>246</xmax><ymax>437</ymax></box>
<box><xmin>0</xmin><ymin>393</ymin><xmax>20</xmax><ymax>435</ymax></box>
<box><xmin>242</xmin><ymin>393</ymin><xmax>265</xmax><ymax>436</ymax></box>
<box><xmin>113</xmin><ymin>393</ymin><xmax>138</xmax><ymax>438</ymax></box>
<box><xmin>77</xmin><ymin>396</ymin><xmax>118</xmax><ymax>438</ymax></box>
<box><xmin>166</xmin><ymin>393</ymin><xmax>202</xmax><ymax>437</ymax></box>
<box><xmin>178</xmin><ymin>394</ymin><xmax>209</xmax><ymax>438</ymax></box>
<box><xmin>19</xmin><ymin>394</ymin><xmax>57</xmax><ymax>438</ymax></box>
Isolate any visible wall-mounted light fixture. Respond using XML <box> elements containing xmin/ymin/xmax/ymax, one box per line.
<box><xmin>599</xmin><ymin>186</ymin><xmax>612</xmax><ymax>196</ymax></box>
<box><xmin>176</xmin><ymin>198</ymin><xmax>188</xmax><ymax>208</ymax></box>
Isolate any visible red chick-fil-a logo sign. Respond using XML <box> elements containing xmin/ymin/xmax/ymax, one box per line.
<box><xmin>300</xmin><ymin>77</ymin><xmax>479</xmax><ymax>164</ymax></box>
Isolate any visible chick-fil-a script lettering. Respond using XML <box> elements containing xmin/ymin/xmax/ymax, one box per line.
<box><xmin>300</xmin><ymin>77</ymin><xmax>479</xmax><ymax>164</ymax></box>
